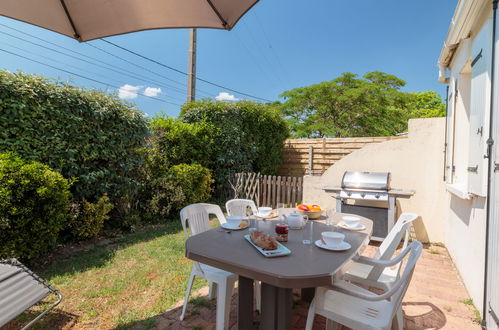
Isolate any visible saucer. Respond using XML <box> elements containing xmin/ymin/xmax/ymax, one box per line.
<box><xmin>221</xmin><ymin>222</ymin><xmax>248</xmax><ymax>230</ymax></box>
<box><xmin>254</xmin><ymin>212</ymin><xmax>278</xmax><ymax>219</ymax></box>
<box><xmin>315</xmin><ymin>240</ymin><xmax>351</xmax><ymax>251</ymax></box>
<box><xmin>338</xmin><ymin>222</ymin><xmax>366</xmax><ymax>231</ymax></box>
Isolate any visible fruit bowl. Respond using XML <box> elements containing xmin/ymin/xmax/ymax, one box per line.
<box><xmin>296</xmin><ymin>204</ymin><xmax>323</xmax><ymax>219</ymax></box>
<box><xmin>297</xmin><ymin>209</ymin><xmax>323</xmax><ymax>219</ymax></box>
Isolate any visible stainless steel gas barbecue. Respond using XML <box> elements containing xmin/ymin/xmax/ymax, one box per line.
<box><xmin>323</xmin><ymin>171</ymin><xmax>414</xmax><ymax>242</ymax></box>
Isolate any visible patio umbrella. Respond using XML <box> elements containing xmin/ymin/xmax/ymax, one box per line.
<box><xmin>0</xmin><ymin>0</ymin><xmax>259</xmax><ymax>42</ymax></box>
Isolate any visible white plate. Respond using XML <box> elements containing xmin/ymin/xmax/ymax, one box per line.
<box><xmin>338</xmin><ymin>223</ymin><xmax>366</xmax><ymax>231</ymax></box>
<box><xmin>221</xmin><ymin>222</ymin><xmax>248</xmax><ymax>230</ymax></box>
<box><xmin>244</xmin><ymin>234</ymin><xmax>291</xmax><ymax>257</ymax></box>
<box><xmin>315</xmin><ymin>240</ymin><xmax>351</xmax><ymax>251</ymax></box>
<box><xmin>254</xmin><ymin>212</ymin><xmax>278</xmax><ymax>219</ymax></box>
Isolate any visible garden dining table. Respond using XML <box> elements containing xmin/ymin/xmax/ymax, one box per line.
<box><xmin>185</xmin><ymin>208</ymin><xmax>373</xmax><ymax>330</ymax></box>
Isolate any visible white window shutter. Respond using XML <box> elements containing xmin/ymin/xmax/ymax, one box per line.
<box><xmin>468</xmin><ymin>21</ymin><xmax>492</xmax><ymax>196</ymax></box>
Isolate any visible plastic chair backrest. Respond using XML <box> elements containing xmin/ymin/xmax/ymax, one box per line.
<box><xmin>225</xmin><ymin>199</ymin><xmax>258</xmax><ymax>217</ymax></box>
<box><xmin>199</xmin><ymin>203</ymin><xmax>227</xmax><ymax>225</ymax></box>
<box><xmin>180</xmin><ymin>204</ymin><xmax>211</xmax><ymax>239</ymax></box>
<box><xmin>367</xmin><ymin>213</ymin><xmax>418</xmax><ymax>281</ymax></box>
<box><xmin>376</xmin><ymin>213</ymin><xmax>418</xmax><ymax>260</ymax></box>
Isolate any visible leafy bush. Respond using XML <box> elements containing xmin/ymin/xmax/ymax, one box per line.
<box><xmin>147</xmin><ymin>164</ymin><xmax>213</xmax><ymax>217</ymax></box>
<box><xmin>148</xmin><ymin>117</ymin><xmax>216</xmax><ymax>169</ymax></box>
<box><xmin>69</xmin><ymin>195</ymin><xmax>113</xmax><ymax>239</ymax></box>
<box><xmin>0</xmin><ymin>153</ymin><xmax>71</xmax><ymax>260</ymax></box>
<box><xmin>179</xmin><ymin>100</ymin><xmax>289</xmax><ymax>191</ymax></box>
<box><xmin>0</xmin><ymin>71</ymin><xmax>149</xmax><ymax>205</ymax></box>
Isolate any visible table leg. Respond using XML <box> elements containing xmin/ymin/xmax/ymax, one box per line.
<box><xmin>260</xmin><ymin>282</ymin><xmax>293</xmax><ymax>330</ymax></box>
<box><xmin>238</xmin><ymin>276</ymin><xmax>255</xmax><ymax>330</ymax></box>
<box><xmin>301</xmin><ymin>287</ymin><xmax>315</xmax><ymax>303</ymax></box>
<box><xmin>260</xmin><ymin>282</ymin><xmax>277</xmax><ymax>329</ymax></box>
<box><xmin>276</xmin><ymin>287</ymin><xmax>292</xmax><ymax>330</ymax></box>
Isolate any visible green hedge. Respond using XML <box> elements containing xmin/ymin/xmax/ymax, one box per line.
<box><xmin>0</xmin><ymin>153</ymin><xmax>71</xmax><ymax>260</ymax></box>
<box><xmin>179</xmin><ymin>100</ymin><xmax>289</xmax><ymax>191</ymax></box>
<box><xmin>148</xmin><ymin>117</ymin><xmax>216</xmax><ymax>170</ymax></box>
<box><xmin>0</xmin><ymin>71</ymin><xmax>149</xmax><ymax>204</ymax></box>
<box><xmin>147</xmin><ymin>163</ymin><xmax>213</xmax><ymax>217</ymax></box>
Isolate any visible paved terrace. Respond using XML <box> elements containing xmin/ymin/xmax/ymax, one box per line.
<box><xmin>159</xmin><ymin>244</ymin><xmax>481</xmax><ymax>330</ymax></box>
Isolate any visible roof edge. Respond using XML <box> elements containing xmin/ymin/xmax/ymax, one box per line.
<box><xmin>438</xmin><ymin>0</ymin><xmax>488</xmax><ymax>69</ymax></box>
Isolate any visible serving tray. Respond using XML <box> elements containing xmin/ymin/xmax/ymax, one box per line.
<box><xmin>244</xmin><ymin>234</ymin><xmax>291</xmax><ymax>257</ymax></box>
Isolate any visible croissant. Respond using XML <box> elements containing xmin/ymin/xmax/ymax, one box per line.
<box><xmin>250</xmin><ymin>231</ymin><xmax>278</xmax><ymax>250</ymax></box>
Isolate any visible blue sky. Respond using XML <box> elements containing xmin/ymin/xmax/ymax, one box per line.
<box><xmin>0</xmin><ymin>0</ymin><xmax>457</xmax><ymax>117</ymax></box>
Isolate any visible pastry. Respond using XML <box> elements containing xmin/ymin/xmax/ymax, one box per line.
<box><xmin>250</xmin><ymin>231</ymin><xmax>278</xmax><ymax>250</ymax></box>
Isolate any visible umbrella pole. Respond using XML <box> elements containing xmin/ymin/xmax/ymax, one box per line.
<box><xmin>187</xmin><ymin>28</ymin><xmax>197</xmax><ymax>102</ymax></box>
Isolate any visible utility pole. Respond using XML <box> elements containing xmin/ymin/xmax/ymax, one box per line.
<box><xmin>187</xmin><ymin>28</ymin><xmax>197</xmax><ymax>102</ymax></box>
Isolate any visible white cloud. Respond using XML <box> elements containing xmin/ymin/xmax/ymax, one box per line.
<box><xmin>215</xmin><ymin>92</ymin><xmax>238</xmax><ymax>101</ymax></box>
<box><xmin>118</xmin><ymin>84</ymin><xmax>142</xmax><ymax>99</ymax></box>
<box><xmin>143</xmin><ymin>112</ymin><xmax>150</xmax><ymax>118</ymax></box>
<box><xmin>143</xmin><ymin>87</ymin><xmax>162</xmax><ymax>97</ymax></box>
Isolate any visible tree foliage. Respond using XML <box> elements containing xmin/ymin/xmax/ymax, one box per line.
<box><xmin>179</xmin><ymin>99</ymin><xmax>289</xmax><ymax>190</ymax></box>
<box><xmin>279</xmin><ymin>72</ymin><xmax>444</xmax><ymax>137</ymax></box>
<box><xmin>408</xmin><ymin>91</ymin><xmax>446</xmax><ymax>119</ymax></box>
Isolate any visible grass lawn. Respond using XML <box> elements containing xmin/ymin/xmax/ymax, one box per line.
<box><xmin>6</xmin><ymin>221</ymin><xmax>212</xmax><ymax>329</ymax></box>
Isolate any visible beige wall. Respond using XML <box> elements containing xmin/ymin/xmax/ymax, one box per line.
<box><xmin>303</xmin><ymin>118</ymin><xmax>447</xmax><ymax>243</ymax></box>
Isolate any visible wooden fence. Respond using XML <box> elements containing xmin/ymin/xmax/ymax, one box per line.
<box><xmin>229</xmin><ymin>172</ymin><xmax>303</xmax><ymax>208</ymax></box>
<box><xmin>278</xmin><ymin>136</ymin><xmax>406</xmax><ymax>177</ymax></box>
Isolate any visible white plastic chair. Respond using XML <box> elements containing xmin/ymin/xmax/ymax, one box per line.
<box><xmin>305</xmin><ymin>241</ymin><xmax>423</xmax><ymax>330</ymax></box>
<box><xmin>343</xmin><ymin>213</ymin><xmax>418</xmax><ymax>290</ymax></box>
<box><xmin>225</xmin><ymin>199</ymin><xmax>258</xmax><ymax>217</ymax></box>
<box><xmin>179</xmin><ymin>203</ymin><xmax>237</xmax><ymax>330</ymax></box>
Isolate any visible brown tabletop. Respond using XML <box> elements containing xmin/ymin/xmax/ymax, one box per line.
<box><xmin>185</xmin><ymin>209</ymin><xmax>373</xmax><ymax>288</ymax></box>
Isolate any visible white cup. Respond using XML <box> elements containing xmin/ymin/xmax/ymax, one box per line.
<box><xmin>322</xmin><ymin>231</ymin><xmax>345</xmax><ymax>247</ymax></box>
<box><xmin>226</xmin><ymin>215</ymin><xmax>243</xmax><ymax>226</ymax></box>
<box><xmin>342</xmin><ymin>215</ymin><xmax>360</xmax><ymax>228</ymax></box>
<box><xmin>257</xmin><ymin>207</ymin><xmax>272</xmax><ymax>217</ymax></box>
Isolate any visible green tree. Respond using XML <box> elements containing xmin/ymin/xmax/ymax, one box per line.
<box><xmin>279</xmin><ymin>72</ymin><xmax>437</xmax><ymax>138</ymax></box>
<box><xmin>408</xmin><ymin>91</ymin><xmax>446</xmax><ymax>118</ymax></box>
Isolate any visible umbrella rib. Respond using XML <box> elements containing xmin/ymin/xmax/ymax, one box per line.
<box><xmin>59</xmin><ymin>0</ymin><xmax>81</xmax><ymax>41</ymax></box>
<box><xmin>205</xmin><ymin>0</ymin><xmax>228</xmax><ymax>29</ymax></box>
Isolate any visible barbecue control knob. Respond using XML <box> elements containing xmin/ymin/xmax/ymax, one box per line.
<box><xmin>375</xmin><ymin>194</ymin><xmax>380</xmax><ymax>199</ymax></box>
<box><xmin>347</xmin><ymin>192</ymin><xmax>352</xmax><ymax>197</ymax></box>
<box><xmin>361</xmin><ymin>193</ymin><xmax>366</xmax><ymax>198</ymax></box>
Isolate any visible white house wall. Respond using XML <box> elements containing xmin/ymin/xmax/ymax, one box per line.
<box><xmin>443</xmin><ymin>8</ymin><xmax>492</xmax><ymax>313</ymax></box>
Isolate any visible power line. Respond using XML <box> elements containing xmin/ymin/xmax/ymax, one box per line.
<box><xmin>254</xmin><ymin>12</ymin><xmax>291</xmax><ymax>83</ymax></box>
<box><xmin>88</xmin><ymin>41</ymin><xmax>214</xmax><ymax>98</ymax></box>
<box><xmin>101</xmin><ymin>39</ymin><xmax>272</xmax><ymax>102</ymax></box>
<box><xmin>0</xmin><ymin>24</ymin><xmax>192</xmax><ymax>97</ymax></box>
<box><xmin>0</xmin><ymin>47</ymin><xmax>182</xmax><ymax>106</ymax></box>
<box><xmin>240</xmin><ymin>19</ymin><xmax>285</xmax><ymax>89</ymax></box>
<box><xmin>1</xmin><ymin>40</ymin><xmax>186</xmax><ymax>103</ymax></box>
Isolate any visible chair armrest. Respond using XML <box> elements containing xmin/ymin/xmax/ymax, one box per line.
<box><xmin>353</xmin><ymin>247</ymin><xmax>411</xmax><ymax>268</ymax></box>
<box><xmin>332</xmin><ymin>281</ymin><xmax>386</xmax><ymax>301</ymax></box>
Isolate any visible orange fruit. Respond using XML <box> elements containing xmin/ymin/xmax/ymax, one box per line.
<box><xmin>310</xmin><ymin>205</ymin><xmax>321</xmax><ymax>211</ymax></box>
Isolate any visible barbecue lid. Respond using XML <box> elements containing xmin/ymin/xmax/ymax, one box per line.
<box><xmin>341</xmin><ymin>171</ymin><xmax>390</xmax><ymax>191</ymax></box>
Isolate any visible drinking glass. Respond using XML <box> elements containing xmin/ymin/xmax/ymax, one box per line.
<box><xmin>302</xmin><ymin>220</ymin><xmax>313</xmax><ymax>245</ymax></box>
<box><xmin>325</xmin><ymin>209</ymin><xmax>335</xmax><ymax>226</ymax></box>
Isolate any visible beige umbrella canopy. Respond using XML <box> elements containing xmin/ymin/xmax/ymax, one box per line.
<box><xmin>0</xmin><ymin>0</ymin><xmax>259</xmax><ymax>41</ymax></box>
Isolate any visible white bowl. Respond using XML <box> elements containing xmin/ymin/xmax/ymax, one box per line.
<box><xmin>257</xmin><ymin>207</ymin><xmax>272</xmax><ymax>217</ymax></box>
<box><xmin>322</xmin><ymin>231</ymin><xmax>345</xmax><ymax>247</ymax></box>
<box><xmin>342</xmin><ymin>215</ymin><xmax>360</xmax><ymax>228</ymax></box>
<box><xmin>226</xmin><ymin>215</ymin><xmax>243</xmax><ymax>226</ymax></box>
